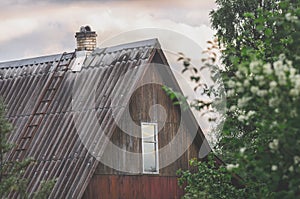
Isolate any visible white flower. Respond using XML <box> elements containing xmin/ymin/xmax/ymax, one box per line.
<box><xmin>288</xmin><ymin>165</ymin><xmax>294</xmax><ymax>172</ymax></box>
<box><xmin>293</xmin><ymin>75</ymin><xmax>300</xmax><ymax>90</ymax></box>
<box><xmin>258</xmin><ymin>81</ymin><xmax>265</xmax><ymax>87</ymax></box>
<box><xmin>247</xmin><ymin>110</ymin><xmax>256</xmax><ymax>117</ymax></box>
<box><xmin>286</xmin><ymin>60</ymin><xmax>292</xmax><ymax>67</ymax></box>
<box><xmin>273</xmin><ymin>60</ymin><xmax>289</xmax><ymax>86</ymax></box>
<box><xmin>290</xmin><ymin>109</ymin><xmax>298</xmax><ymax>117</ymax></box>
<box><xmin>226</xmin><ymin>164</ymin><xmax>239</xmax><ymax>171</ymax></box>
<box><xmin>237</xmin><ymin>97</ymin><xmax>252</xmax><ymax>108</ymax></box>
<box><xmin>269</xmin><ymin>139</ymin><xmax>279</xmax><ymax>150</ymax></box>
<box><xmin>236</xmin><ymin>82</ymin><xmax>242</xmax><ymax>88</ymax></box>
<box><xmin>229</xmin><ymin>105</ymin><xmax>237</xmax><ymax>112</ymax></box>
<box><xmin>271</xmin><ymin>165</ymin><xmax>278</xmax><ymax>171</ymax></box>
<box><xmin>250</xmin><ymin>61</ymin><xmax>261</xmax><ymax>74</ymax></box>
<box><xmin>254</xmin><ymin>75</ymin><xmax>264</xmax><ymax>81</ymax></box>
<box><xmin>269</xmin><ymin>81</ymin><xmax>277</xmax><ymax>90</ymax></box>
<box><xmin>279</xmin><ymin>54</ymin><xmax>286</xmax><ymax>61</ymax></box>
<box><xmin>249</xmin><ymin>73</ymin><xmax>254</xmax><ymax>81</ymax></box>
<box><xmin>294</xmin><ymin>156</ymin><xmax>300</xmax><ymax>164</ymax></box>
<box><xmin>226</xmin><ymin>89</ymin><xmax>235</xmax><ymax>97</ymax></box>
<box><xmin>238</xmin><ymin>115</ymin><xmax>247</xmax><ymax>122</ymax></box>
<box><xmin>244</xmin><ymin>79</ymin><xmax>250</xmax><ymax>87</ymax></box>
<box><xmin>263</xmin><ymin>63</ymin><xmax>273</xmax><ymax>75</ymax></box>
<box><xmin>227</xmin><ymin>80</ymin><xmax>235</xmax><ymax>88</ymax></box>
<box><xmin>281</xmin><ymin>64</ymin><xmax>289</xmax><ymax>73</ymax></box>
<box><xmin>250</xmin><ymin>86</ymin><xmax>259</xmax><ymax>94</ymax></box>
<box><xmin>237</xmin><ymin>87</ymin><xmax>244</xmax><ymax>93</ymax></box>
<box><xmin>271</xmin><ymin>121</ymin><xmax>278</xmax><ymax>128</ymax></box>
<box><xmin>289</xmin><ymin>67</ymin><xmax>296</xmax><ymax>78</ymax></box>
<box><xmin>277</xmin><ymin>72</ymin><xmax>287</xmax><ymax>86</ymax></box>
<box><xmin>257</xmin><ymin>90</ymin><xmax>268</xmax><ymax>97</ymax></box>
<box><xmin>254</xmin><ymin>75</ymin><xmax>266</xmax><ymax>86</ymax></box>
<box><xmin>290</xmin><ymin>89</ymin><xmax>299</xmax><ymax>97</ymax></box>
<box><xmin>235</xmin><ymin>70</ymin><xmax>243</xmax><ymax>78</ymax></box>
<box><xmin>269</xmin><ymin>97</ymin><xmax>279</xmax><ymax>107</ymax></box>
<box><xmin>285</xmin><ymin>13</ymin><xmax>291</xmax><ymax>19</ymax></box>
<box><xmin>273</xmin><ymin>60</ymin><xmax>283</xmax><ymax>73</ymax></box>
<box><xmin>240</xmin><ymin>147</ymin><xmax>246</xmax><ymax>154</ymax></box>
<box><xmin>285</xmin><ymin>13</ymin><xmax>298</xmax><ymax>22</ymax></box>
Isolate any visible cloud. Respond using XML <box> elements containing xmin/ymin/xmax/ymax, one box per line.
<box><xmin>0</xmin><ymin>1</ymin><xmax>215</xmax><ymax>61</ymax></box>
<box><xmin>0</xmin><ymin>18</ymin><xmax>38</xmax><ymax>43</ymax></box>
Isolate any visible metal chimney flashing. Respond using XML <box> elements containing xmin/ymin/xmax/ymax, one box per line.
<box><xmin>71</xmin><ymin>51</ymin><xmax>87</xmax><ymax>72</ymax></box>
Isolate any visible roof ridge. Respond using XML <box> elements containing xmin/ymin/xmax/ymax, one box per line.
<box><xmin>0</xmin><ymin>38</ymin><xmax>160</xmax><ymax>69</ymax></box>
<box><xmin>94</xmin><ymin>38</ymin><xmax>160</xmax><ymax>55</ymax></box>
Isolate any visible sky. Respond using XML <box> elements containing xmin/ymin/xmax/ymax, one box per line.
<box><xmin>0</xmin><ymin>0</ymin><xmax>219</xmax><ymax>142</ymax></box>
<box><xmin>0</xmin><ymin>0</ymin><xmax>216</xmax><ymax>62</ymax></box>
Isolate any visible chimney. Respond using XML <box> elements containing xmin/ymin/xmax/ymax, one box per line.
<box><xmin>75</xmin><ymin>25</ymin><xmax>97</xmax><ymax>51</ymax></box>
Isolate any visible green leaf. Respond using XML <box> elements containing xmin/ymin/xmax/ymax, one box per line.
<box><xmin>264</xmin><ymin>28</ymin><xmax>272</xmax><ymax>37</ymax></box>
<box><xmin>190</xmin><ymin>76</ymin><xmax>200</xmax><ymax>83</ymax></box>
<box><xmin>177</xmin><ymin>57</ymin><xmax>184</xmax><ymax>61</ymax></box>
<box><xmin>183</xmin><ymin>60</ymin><xmax>190</xmax><ymax>67</ymax></box>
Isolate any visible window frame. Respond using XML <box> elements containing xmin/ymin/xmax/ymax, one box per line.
<box><xmin>141</xmin><ymin>122</ymin><xmax>159</xmax><ymax>174</ymax></box>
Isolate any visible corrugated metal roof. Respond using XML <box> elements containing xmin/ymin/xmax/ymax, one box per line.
<box><xmin>0</xmin><ymin>54</ymin><xmax>62</xmax><ymax>69</ymax></box>
<box><xmin>0</xmin><ymin>39</ymin><xmax>159</xmax><ymax>198</ymax></box>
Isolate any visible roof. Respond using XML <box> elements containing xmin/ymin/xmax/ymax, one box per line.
<box><xmin>0</xmin><ymin>38</ymin><xmax>209</xmax><ymax>198</ymax></box>
<box><xmin>0</xmin><ymin>39</ymin><xmax>163</xmax><ymax>198</ymax></box>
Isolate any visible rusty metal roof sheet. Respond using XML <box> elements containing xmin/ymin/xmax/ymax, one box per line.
<box><xmin>0</xmin><ymin>39</ymin><xmax>159</xmax><ymax>198</ymax></box>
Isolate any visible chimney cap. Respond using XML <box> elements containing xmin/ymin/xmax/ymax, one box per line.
<box><xmin>80</xmin><ymin>25</ymin><xmax>92</xmax><ymax>33</ymax></box>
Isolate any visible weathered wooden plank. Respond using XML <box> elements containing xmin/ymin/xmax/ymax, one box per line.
<box><xmin>82</xmin><ymin>175</ymin><xmax>184</xmax><ymax>199</ymax></box>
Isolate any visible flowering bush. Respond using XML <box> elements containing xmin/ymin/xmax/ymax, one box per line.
<box><xmin>177</xmin><ymin>155</ymin><xmax>244</xmax><ymax>199</ymax></box>
<box><xmin>224</xmin><ymin>53</ymin><xmax>300</xmax><ymax>197</ymax></box>
<box><xmin>178</xmin><ymin>0</ymin><xmax>300</xmax><ymax>198</ymax></box>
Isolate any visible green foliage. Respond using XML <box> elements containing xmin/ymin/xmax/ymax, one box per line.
<box><xmin>178</xmin><ymin>0</ymin><xmax>300</xmax><ymax>198</ymax></box>
<box><xmin>178</xmin><ymin>155</ymin><xmax>244</xmax><ymax>199</ymax></box>
<box><xmin>162</xmin><ymin>85</ymin><xmax>189</xmax><ymax>110</ymax></box>
<box><xmin>177</xmin><ymin>40</ymin><xmax>225</xmax><ymax>123</ymax></box>
<box><xmin>0</xmin><ymin>99</ymin><xmax>55</xmax><ymax>198</ymax></box>
<box><xmin>32</xmin><ymin>180</ymin><xmax>56</xmax><ymax>199</ymax></box>
<box><xmin>211</xmin><ymin>0</ymin><xmax>300</xmax><ymax>66</ymax></box>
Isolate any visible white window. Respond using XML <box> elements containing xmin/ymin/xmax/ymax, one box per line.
<box><xmin>141</xmin><ymin>122</ymin><xmax>159</xmax><ymax>174</ymax></box>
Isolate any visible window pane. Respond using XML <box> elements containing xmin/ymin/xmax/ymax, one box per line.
<box><xmin>143</xmin><ymin>143</ymin><xmax>157</xmax><ymax>172</ymax></box>
<box><xmin>142</xmin><ymin>124</ymin><xmax>156</xmax><ymax>142</ymax></box>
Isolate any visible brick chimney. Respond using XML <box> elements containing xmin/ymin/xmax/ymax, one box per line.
<box><xmin>75</xmin><ymin>25</ymin><xmax>97</xmax><ymax>51</ymax></box>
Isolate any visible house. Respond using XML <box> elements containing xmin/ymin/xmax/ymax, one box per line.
<box><xmin>0</xmin><ymin>26</ymin><xmax>211</xmax><ymax>199</ymax></box>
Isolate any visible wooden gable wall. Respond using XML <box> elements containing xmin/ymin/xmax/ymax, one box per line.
<box><xmin>82</xmin><ymin>52</ymin><xmax>206</xmax><ymax>199</ymax></box>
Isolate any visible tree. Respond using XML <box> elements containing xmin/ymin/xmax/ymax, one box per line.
<box><xmin>211</xmin><ymin>0</ymin><xmax>300</xmax><ymax>66</ymax></box>
<box><xmin>0</xmin><ymin>99</ymin><xmax>55</xmax><ymax>198</ymax></box>
<box><xmin>178</xmin><ymin>0</ymin><xmax>300</xmax><ymax>198</ymax></box>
